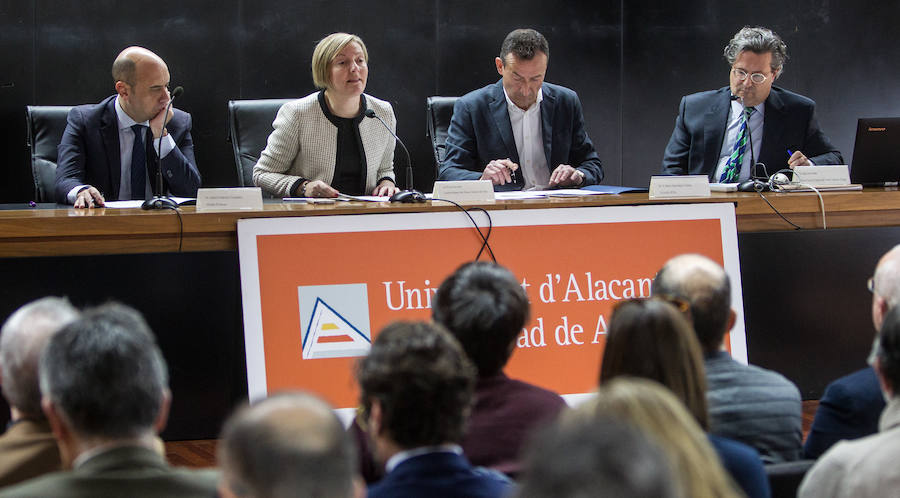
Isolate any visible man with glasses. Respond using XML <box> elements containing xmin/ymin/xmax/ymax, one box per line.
<box><xmin>803</xmin><ymin>245</ymin><xmax>900</xmax><ymax>458</ymax></box>
<box><xmin>661</xmin><ymin>26</ymin><xmax>842</xmax><ymax>182</ymax></box>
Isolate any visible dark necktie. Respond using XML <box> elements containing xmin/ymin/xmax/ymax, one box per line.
<box><xmin>719</xmin><ymin>107</ymin><xmax>755</xmax><ymax>183</ymax></box>
<box><xmin>131</xmin><ymin>124</ymin><xmax>147</xmax><ymax>199</ymax></box>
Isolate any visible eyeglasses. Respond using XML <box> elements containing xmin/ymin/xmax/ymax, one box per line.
<box><xmin>732</xmin><ymin>68</ymin><xmax>769</xmax><ymax>84</ymax></box>
<box><xmin>868</xmin><ymin>276</ymin><xmax>876</xmax><ymax>294</ymax></box>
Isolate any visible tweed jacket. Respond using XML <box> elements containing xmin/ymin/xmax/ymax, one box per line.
<box><xmin>0</xmin><ymin>419</ymin><xmax>60</xmax><ymax>488</ymax></box>
<box><xmin>252</xmin><ymin>91</ymin><xmax>396</xmax><ymax>197</ymax></box>
<box><xmin>799</xmin><ymin>397</ymin><xmax>900</xmax><ymax>498</ymax></box>
<box><xmin>0</xmin><ymin>445</ymin><xmax>218</xmax><ymax>498</ymax></box>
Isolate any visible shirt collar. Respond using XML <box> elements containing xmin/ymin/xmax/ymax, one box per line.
<box><xmin>114</xmin><ymin>95</ymin><xmax>150</xmax><ymax>130</ymax></box>
<box><xmin>385</xmin><ymin>444</ymin><xmax>462</xmax><ymax>473</ymax></box>
<box><xmin>503</xmin><ymin>86</ymin><xmax>543</xmax><ymax>114</ymax></box>
<box><xmin>730</xmin><ymin>98</ymin><xmax>764</xmax><ymax>119</ymax></box>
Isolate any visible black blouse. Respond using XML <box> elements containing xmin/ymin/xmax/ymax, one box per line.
<box><xmin>318</xmin><ymin>91</ymin><xmax>367</xmax><ymax>195</ymax></box>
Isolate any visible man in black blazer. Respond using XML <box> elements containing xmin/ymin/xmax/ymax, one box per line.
<box><xmin>662</xmin><ymin>27</ymin><xmax>842</xmax><ymax>181</ymax></box>
<box><xmin>55</xmin><ymin>46</ymin><xmax>200</xmax><ymax>207</ymax></box>
<box><xmin>439</xmin><ymin>28</ymin><xmax>603</xmax><ymax>191</ymax></box>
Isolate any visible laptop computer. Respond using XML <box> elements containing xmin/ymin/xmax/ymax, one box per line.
<box><xmin>850</xmin><ymin>117</ymin><xmax>900</xmax><ymax>186</ymax></box>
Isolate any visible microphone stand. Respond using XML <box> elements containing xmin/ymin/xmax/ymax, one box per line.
<box><xmin>142</xmin><ymin>86</ymin><xmax>184</xmax><ymax>210</ymax></box>
<box><xmin>364</xmin><ymin>109</ymin><xmax>425</xmax><ymax>202</ymax></box>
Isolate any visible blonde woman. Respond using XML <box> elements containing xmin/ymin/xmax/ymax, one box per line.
<box><xmin>253</xmin><ymin>33</ymin><xmax>399</xmax><ymax>198</ymax></box>
<box><xmin>581</xmin><ymin>377</ymin><xmax>742</xmax><ymax>498</ymax></box>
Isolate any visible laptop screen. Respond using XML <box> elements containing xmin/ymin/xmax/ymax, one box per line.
<box><xmin>850</xmin><ymin>117</ymin><xmax>900</xmax><ymax>185</ymax></box>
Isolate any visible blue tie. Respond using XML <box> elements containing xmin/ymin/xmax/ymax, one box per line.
<box><xmin>131</xmin><ymin>124</ymin><xmax>147</xmax><ymax>199</ymax></box>
<box><xmin>719</xmin><ymin>107</ymin><xmax>755</xmax><ymax>183</ymax></box>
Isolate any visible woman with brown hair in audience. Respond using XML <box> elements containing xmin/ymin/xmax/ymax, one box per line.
<box><xmin>598</xmin><ymin>298</ymin><xmax>771</xmax><ymax>498</ymax></box>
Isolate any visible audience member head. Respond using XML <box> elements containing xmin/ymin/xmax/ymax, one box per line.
<box><xmin>652</xmin><ymin>254</ymin><xmax>734</xmax><ymax>355</ymax></box>
<box><xmin>218</xmin><ymin>391</ymin><xmax>358</xmax><ymax>498</ymax></box>
<box><xmin>39</xmin><ymin>302</ymin><xmax>170</xmax><ymax>465</ymax></box>
<box><xmin>586</xmin><ymin>377</ymin><xmax>740</xmax><ymax>498</ymax></box>
<box><xmin>874</xmin><ymin>304</ymin><xmax>900</xmax><ymax>398</ymax></box>
<box><xmin>312</xmin><ymin>32</ymin><xmax>369</xmax><ymax>91</ymax></box>
<box><xmin>496</xmin><ymin>28</ymin><xmax>549</xmax><ymax>110</ymax></box>
<box><xmin>432</xmin><ymin>262</ymin><xmax>528</xmax><ymax>377</ymax></box>
<box><xmin>112</xmin><ymin>46</ymin><xmax>171</xmax><ymax>123</ymax></box>
<box><xmin>871</xmin><ymin>245</ymin><xmax>900</xmax><ymax>331</ymax></box>
<box><xmin>599</xmin><ymin>297</ymin><xmax>709</xmax><ymax>429</ymax></box>
<box><xmin>515</xmin><ymin>406</ymin><xmax>676</xmax><ymax>498</ymax></box>
<box><xmin>356</xmin><ymin>321</ymin><xmax>476</xmax><ymax>463</ymax></box>
<box><xmin>0</xmin><ymin>297</ymin><xmax>78</xmax><ymax>420</ymax></box>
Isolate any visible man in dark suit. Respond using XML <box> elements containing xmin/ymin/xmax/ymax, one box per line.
<box><xmin>359</xmin><ymin>322</ymin><xmax>510</xmax><ymax>498</ymax></box>
<box><xmin>662</xmin><ymin>26</ymin><xmax>842</xmax><ymax>182</ymax></box>
<box><xmin>0</xmin><ymin>303</ymin><xmax>217</xmax><ymax>498</ymax></box>
<box><xmin>55</xmin><ymin>46</ymin><xmax>200</xmax><ymax>207</ymax></box>
<box><xmin>439</xmin><ymin>28</ymin><xmax>603</xmax><ymax>191</ymax></box>
<box><xmin>803</xmin><ymin>245</ymin><xmax>900</xmax><ymax>458</ymax></box>
<box><xmin>0</xmin><ymin>297</ymin><xmax>78</xmax><ymax>487</ymax></box>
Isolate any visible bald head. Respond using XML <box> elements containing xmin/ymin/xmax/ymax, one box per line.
<box><xmin>112</xmin><ymin>46</ymin><xmax>166</xmax><ymax>86</ymax></box>
<box><xmin>218</xmin><ymin>392</ymin><xmax>356</xmax><ymax>498</ymax></box>
<box><xmin>870</xmin><ymin>245</ymin><xmax>900</xmax><ymax>331</ymax></box>
<box><xmin>652</xmin><ymin>254</ymin><xmax>732</xmax><ymax>354</ymax></box>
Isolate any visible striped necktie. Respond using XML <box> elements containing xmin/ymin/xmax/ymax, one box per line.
<box><xmin>719</xmin><ymin>107</ymin><xmax>755</xmax><ymax>183</ymax></box>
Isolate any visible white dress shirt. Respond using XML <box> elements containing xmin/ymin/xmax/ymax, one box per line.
<box><xmin>66</xmin><ymin>95</ymin><xmax>176</xmax><ymax>203</ymax></box>
<box><xmin>504</xmin><ymin>87</ymin><xmax>550</xmax><ymax>190</ymax></box>
<box><xmin>714</xmin><ymin>100</ymin><xmax>765</xmax><ymax>182</ymax></box>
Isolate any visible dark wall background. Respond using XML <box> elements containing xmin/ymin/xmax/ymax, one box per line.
<box><xmin>3</xmin><ymin>1</ymin><xmax>899</xmax><ymax>200</ymax></box>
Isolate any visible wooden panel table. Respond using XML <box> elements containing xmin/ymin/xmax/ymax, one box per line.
<box><xmin>2</xmin><ymin>188</ymin><xmax>899</xmax><ymax>257</ymax></box>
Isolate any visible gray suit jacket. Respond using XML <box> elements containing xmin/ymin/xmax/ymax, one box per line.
<box><xmin>0</xmin><ymin>445</ymin><xmax>218</xmax><ymax>498</ymax></box>
<box><xmin>705</xmin><ymin>351</ymin><xmax>803</xmax><ymax>463</ymax></box>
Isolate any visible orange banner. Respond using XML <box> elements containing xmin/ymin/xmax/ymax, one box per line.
<box><xmin>238</xmin><ymin>204</ymin><xmax>742</xmax><ymax>409</ymax></box>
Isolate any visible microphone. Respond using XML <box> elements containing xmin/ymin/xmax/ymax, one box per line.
<box><xmin>142</xmin><ymin>86</ymin><xmax>184</xmax><ymax>210</ymax></box>
<box><xmin>364</xmin><ymin>108</ymin><xmax>425</xmax><ymax>203</ymax></box>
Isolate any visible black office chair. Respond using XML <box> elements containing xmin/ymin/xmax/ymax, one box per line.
<box><xmin>425</xmin><ymin>96</ymin><xmax>458</xmax><ymax>179</ymax></box>
<box><xmin>26</xmin><ymin>105</ymin><xmax>74</xmax><ymax>202</ymax></box>
<box><xmin>226</xmin><ymin>98</ymin><xmax>293</xmax><ymax>195</ymax></box>
<box><xmin>764</xmin><ymin>459</ymin><xmax>815</xmax><ymax>498</ymax></box>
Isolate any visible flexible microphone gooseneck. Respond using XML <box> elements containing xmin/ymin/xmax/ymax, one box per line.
<box><xmin>364</xmin><ymin>108</ymin><xmax>425</xmax><ymax>203</ymax></box>
<box><xmin>142</xmin><ymin>86</ymin><xmax>184</xmax><ymax>210</ymax></box>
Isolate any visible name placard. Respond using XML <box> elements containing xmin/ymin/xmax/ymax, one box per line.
<box><xmin>649</xmin><ymin>175</ymin><xmax>711</xmax><ymax>199</ymax></box>
<box><xmin>792</xmin><ymin>165</ymin><xmax>851</xmax><ymax>186</ymax></box>
<box><xmin>432</xmin><ymin>180</ymin><xmax>496</xmax><ymax>204</ymax></box>
<box><xmin>197</xmin><ymin>187</ymin><xmax>264</xmax><ymax>212</ymax></box>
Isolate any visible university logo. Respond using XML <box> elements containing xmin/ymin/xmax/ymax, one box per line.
<box><xmin>298</xmin><ymin>284</ymin><xmax>371</xmax><ymax>360</ymax></box>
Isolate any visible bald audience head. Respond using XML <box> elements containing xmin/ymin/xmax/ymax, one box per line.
<box><xmin>0</xmin><ymin>297</ymin><xmax>78</xmax><ymax>419</ymax></box>
<box><xmin>218</xmin><ymin>392</ymin><xmax>357</xmax><ymax>498</ymax></box>
<box><xmin>652</xmin><ymin>254</ymin><xmax>733</xmax><ymax>355</ymax></box>
<box><xmin>871</xmin><ymin>245</ymin><xmax>900</xmax><ymax>331</ymax></box>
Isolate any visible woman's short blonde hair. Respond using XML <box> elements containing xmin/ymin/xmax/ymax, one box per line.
<box><xmin>311</xmin><ymin>33</ymin><xmax>368</xmax><ymax>89</ymax></box>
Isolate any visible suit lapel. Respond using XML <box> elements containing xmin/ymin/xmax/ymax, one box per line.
<box><xmin>761</xmin><ymin>87</ymin><xmax>786</xmax><ymax>167</ymax></box>
<box><xmin>489</xmin><ymin>81</ymin><xmax>519</xmax><ymax>164</ymax></box>
<box><xmin>100</xmin><ymin>97</ymin><xmax>121</xmax><ymax>199</ymax></box>
<box><xmin>539</xmin><ymin>84</ymin><xmax>554</xmax><ymax>170</ymax></box>
<box><xmin>703</xmin><ymin>89</ymin><xmax>731</xmax><ymax>179</ymax></box>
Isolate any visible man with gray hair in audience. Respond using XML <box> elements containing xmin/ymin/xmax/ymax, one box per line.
<box><xmin>0</xmin><ymin>302</ymin><xmax>217</xmax><ymax>498</ymax></box>
<box><xmin>218</xmin><ymin>391</ymin><xmax>361</xmax><ymax>498</ymax></box>
<box><xmin>653</xmin><ymin>254</ymin><xmax>803</xmax><ymax>462</ymax></box>
<box><xmin>662</xmin><ymin>26</ymin><xmax>841</xmax><ymax>181</ymax></box>
<box><xmin>804</xmin><ymin>245</ymin><xmax>900</xmax><ymax>458</ymax></box>
<box><xmin>0</xmin><ymin>297</ymin><xmax>78</xmax><ymax>487</ymax></box>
